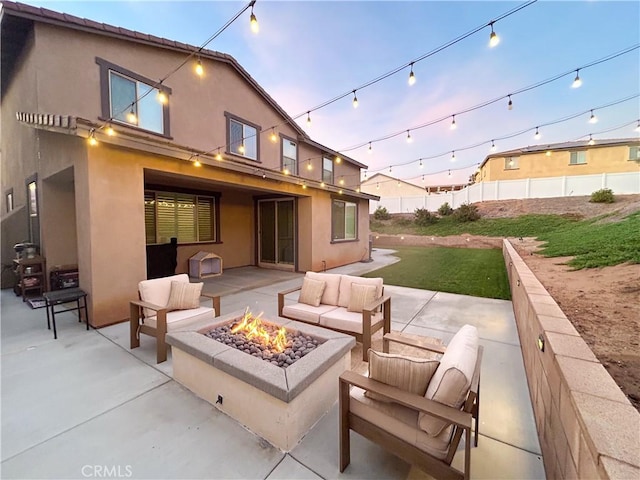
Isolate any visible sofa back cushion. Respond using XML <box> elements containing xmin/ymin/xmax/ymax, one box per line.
<box><xmin>139</xmin><ymin>273</ymin><xmax>189</xmax><ymax>318</ymax></box>
<box><xmin>419</xmin><ymin>324</ymin><xmax>478</xmax><ymax>437</ymax></box>
<box><xmin>305</xmin><ymin>272</ymin><xmax>342</xmax><ymax>305</ymax></box>
<box><xmin>337</xmin><ymin>275</ymin><xmax>383</xmax><ymax>308</ymax></box>
<box><xmin>298</xmin><ymin>277</ymin><xmax>327</xmax><ymax>307</ymax></box>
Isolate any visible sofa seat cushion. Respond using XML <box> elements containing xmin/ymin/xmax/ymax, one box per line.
<box><xmin>282</xmin><ymin>303</ymin><xmax>339</xmax><ymax>325</ymax></box>
<box><xmin>337</xmin><ymin>275</ymin><xmax>383</xmax><ymax>308</ymax></box>
<box><xmin>143</xmin><ymin>306</ymin><xmax>214</xmax><ymax>332</ymax></box>
<box><xmin>419</xmin><ymin>324</ymin><xmax>478</xmax><ymax>437</ymax></box>
<box><xmin>350</xmin><ymin>386</ymin><xmax>452</xmax><ymax>460</ymax></box>
<box><xmin>305</xmin><ymin>272</ymin><xmax>342</xmax><ymax>305</ymax></box>
<box><xmin>138</xmin><ymin>273</ymin><xmax>189</xmax><ymax>318</ymax></box>
<box><xmin>319</xmin><ymin>307</ymin><xmax>383</xmax><ymax>334</ymax></box>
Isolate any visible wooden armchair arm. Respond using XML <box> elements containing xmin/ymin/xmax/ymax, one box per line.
<box><xmin>383</xmin><ymin>331</ymin><xmax>447</xmax><ymax>355</ymax></box>
<box><xmin>130</xmin><ymin>299</ymin><xmax>166</xmax><ymax>314</ymax></box>
<box><xmin>201</xmin><ymin>292</ymin><xmax>221</xmax><ymax>317</ymax></box>
<box><xmin>362</xmin><ymin>294</ymin><xmax>391</xmax><ymax>314</ymax></box>
<box><xmin>340</xmin><ymin>370</ymin><xmax>471</xmax><ymax>430</ymax></box>
<box><xmin>278</xmin><ymin>285</ymin><xmax>302</xmax><ymax>316</ymax></box>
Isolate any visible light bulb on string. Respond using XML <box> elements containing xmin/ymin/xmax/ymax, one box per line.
<box><xmin>88</xmin><ymin>129</ymin><xmax>98</xmax><ymax>146</ymax></box>
<box><xmin>589</xmin><ymin>110</ymin><xmax>598</xmax><ymax>124</ymax></box>
<box><xmin>448</xmin><ymin>169</ymin><xmax>451</xmax><ymax>177</ymax></box>
<box><xmin>105</xmin><ymin>124</ymin><xmax>115</xmax><ymax>136</ymax></box>
<box><xmin>339</xmin><ymin>176</ymin><xmax>345</xmax><ymax>185</ymax></box>
<box><xmin>238</xmin><ymin>143</ymin><xmax>245</xmax><ymax>154</ymax></box>
<box><xmin>389</xmin><ymin>166</ymin><xmax>393</xmax><ymax>173</ymax></box>
<box><xmin>368</xmin><ymin>142</ymin><xmax>373</xmax><ymax>154</ymax></box>
<box><xmin>376</xmin><ymin>182</ymin><xmax>380</xmax><ymax>190</ymax></box>
<box><xmin>352</xmin><ymin>90</ymin><xmax>358</xmax><ymax>109</ymax></box>
<box><xmin>489</xmin><ymin>22</ymin><xmax>500</xmax><ymax>47</ymax></box>
<box><xmin>635</xmin><ymin>120</ymin><xmax>640</xmax><ymax>132</ymax></box>
<box><xmin>397</xmin><ymin>180</ymin><xmax>401</xmax><ymax>188</ymax></box>
<box><xmin>307</xmin><ymin>159</ymin><xmax>312</xmax><ymax>171</ymax></box>
<box><xmin>302</xmin><ymin>182</ymin><xmax>307</xmax><ymax>190</ymax></box>
<box><xmin>588</xmin><ymin>134</ymin><xmax>595</xmax><ymax>146</ymax></box>
<box><xmin>215</xmin><ymin>149</ymin><xmax>222</xmax><ymax>161</ymax></box>
<box><xmin>450</xmin><ymin>115</ymin><xmax>457</xmax><ymax>130</ymax></box>
<box><xmin>193</xmin><ymin>156</ymin><xmax>201</xmax><ymax>168</ymax></box>
<box><xmin>406</xmin><ymin>130</ymin><xmax>413</xmax><ymax>143</ymax></box>
<box><xmin>283</xmin><ymin>167</ymin><xmax>290</xmax><ymax>175</ymax></box>
<box><xmin>364</xmin><ymin>171</ymin><xmax>367</xmax><ymax>180</ymax></box>
<box><xmin>250</xmin><ymin>5</ymin><xmax>259</xmax><ymax>34</ymax></box>
<box><xmin>408</xmin><ymin>63</ymin><xmax>416</xmax><ymax>86</ymax></box>
<box><xmin>306</xmin><ymin>111</ymin><xmax>311</xmax><ymax>127</ymax></box>
<box><xmin>534</xmin><ymin>127</ymin><xmax>541</xmax><ymax>140</ymax></box>
<box><xmin>270</xmin><ymin>128</ymin><xmax>277</xmax><ymax>143</ymax></box>
<box><xmin>546</xmin><ymin>150</ymin><xmax>552</xmax><ymax>157</ymax></box>
<box><xmin>195</xmin><ymin>56</ymin><xmax>204</xmax><ymax>77</ymax></box>
<box><xmin>335</xmin><ymin>156</ymin><xmax>341</xmax><ymax>164</ymax></box>
<box><xmin>419</xmin><ymin>159</ymin><xmax>423</xmax><ymax>169</ymax></box>
<box><xmin>451</xmin><ymin>151</ymin><xmax>456</xmax><ymax>162</ymax></box>
<box><xmin>320</xmin><ymin>181</ymin><xmax>325</xmax><ymax>187</ymax></box>
<box><xmin>127</xmin><ymin>105</ymin><xmax>137</xmax><ymax>124</ymax></box>
<box><xmin>421</xmin><ymin>175</ymin><xmax>425</xmax><ymax>183</ymax></box>
<box><xmin>490</xmin><ymin>140</ymin><xmax>497</xmax><ymax>152</ymax></box>
<box><xmin>572</xmin><ymin>69</ymin><xmax>582</xmax><ymax>88</ymax></box>
<box><xmin>157</xmin><ymin>90</ymin><xmax>168</xmax><ymax>104</ymax></box>
<box><xmin>507</xmin><ymin>95</ymin><xmax>513</xmax><ymax>110</ymax></box>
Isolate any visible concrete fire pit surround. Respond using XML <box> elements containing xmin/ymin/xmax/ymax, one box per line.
<box><xmin>165</xmin><ymin>311</ymin><xmax>355</xmax><ymax>403</ymax></box>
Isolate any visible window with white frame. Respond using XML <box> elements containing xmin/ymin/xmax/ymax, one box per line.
<box><xmin>144</xmin><ymin>190</ymin><xmax>217</xmax><ymax>244</ymax></box>
<box><xmin>227</xmin><ymin>114</ymin><xmax>258</xmax><ymax>160</ymax></box>
<box><xmin>282</xmin><ymin>138</ymin><xmax>297</xmax><ymax>175</ymax></box>
<box><xmin>323</xmin><ymin>157</ymin><xmax>334</xmax><ymax>184</ymax></box>
<box><xmin>332</xmin><ymin>198</ymin><xmax>357</xmax><ymax>241</ymax></box>
<box><xmin>570</xmin><ymin>151</ymin><xmax>587</xmax><ymax>165</ymax></box>
<box><xmin>629</xmin><ymin>146</ymin><xmax>640</xmax><ymax>161</ymax></box>
<box><xmin>504</xmin><ymin>156</ymin><xmax>519</xmax><ymax>169</ymax></box>
<box><xmin>96</xmin><ymin>57</ymin><xmax>170</xmax><ymax>136</ymax></box>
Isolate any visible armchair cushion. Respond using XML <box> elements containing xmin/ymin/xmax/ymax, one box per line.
<box><xmin>166</xmin><ymin>281</ymin><xmax>203</xmax><ymax>311</ymax></box>
<box><xmin>348</xmin><ymin>283</ymin><xmax>377</xmax><ymax>313</ymax></box>
<box><xmin>138</xmin><ymin>273</ymin><xmax>189</xmax><ymax>318</ymax></box>
<box><xmin>366</xmin><ymin>350</ymin><xmax>439</xmax><ymax>402</ymax></box>
<box><xmin>419</xmin><ymin>324</ymin><xmax>478</xmax><ymax>437</ymax></box>
<box><xmin>305</xmin><ymin>272</ymin><xmax>342</xmax><ymax>305</ymax></box>
<box><xmin>337</xmin><ymin>275</ymin><xmax>383</xmax><ymax>308</ymax></box>
<box><xmin>143</xmin><ymin>306</ymin><xmax>214</xmax><ymax>332</ymax></box>
<box><xmin>298</xmin><ymin>277</ymin><xmax>326</xmax><ymax>307</ymax></box>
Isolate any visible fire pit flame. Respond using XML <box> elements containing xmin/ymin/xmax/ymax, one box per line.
<box><xmin>231</xmin><ymin>308</ymin><xmax>287</xmax><ymax>353</ymax></box>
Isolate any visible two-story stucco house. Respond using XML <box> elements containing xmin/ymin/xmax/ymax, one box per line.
<box><xmin>0</xmin><ymin>1</ymin><xmax>379</xmax><ymax>327</ymax></box>
<box><xmin>475</xmin><ymin>138</ymin><xmax>640</xmax><ymax>183</ymax></box>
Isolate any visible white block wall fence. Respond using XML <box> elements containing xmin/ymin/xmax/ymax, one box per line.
<box><xmin>369</xmin><ymin>172</ymin><xmax>640</xmax><ymax>213</ymax></box>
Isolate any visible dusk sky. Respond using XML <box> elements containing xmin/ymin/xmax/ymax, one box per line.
<box><xmin>22</xmin><ymin>0</ymin><xmax>640</xmax><ymax>186</ymax></box>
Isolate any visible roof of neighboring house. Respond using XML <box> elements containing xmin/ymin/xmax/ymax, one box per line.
<box><xmin>0</xmin><ymin>0</ymin><xmax>363</xmax><ymax>168</ymax></box>
<box><xmin>479</xmin><ymin>137</ymin><xmax>640</xmax><ymax>169</ymax></box>
<box><xmin>362</xmin><ymin>172</ymin><xmax>470</xmax><ymax>190</ymax></box>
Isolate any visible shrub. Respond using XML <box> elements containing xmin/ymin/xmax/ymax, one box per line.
<box><xmin>438</xmin><ymin>202</ymin><xmax>454</xmax><ymax>216</ymax></box>
<box><xmin>414</xmin><ymin>208</ymin><xmax>438</xmax><ymax>226</ymax></box>
<box><xmin>453</xmin><ymin>203</ymin><xmax>481</xmax><ymax>222</ymax></box>
<box><xmin>392</xmin><ymin>216</ymin><xmax>413</xmax><ymax>227</ymax></box>
<box><xmin>590</xmin><ymin>188</ymin><xmax>615</xmax><ymax>204</ymax></box>
<box><xmin>373</xmin><ymin>206</ymin><xmax>391</xmax><ymax>220</ymax></box>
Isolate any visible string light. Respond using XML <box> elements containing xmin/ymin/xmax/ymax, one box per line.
<box><xmin>508</xmin><ymin>158</ymin><xmax>514</xmax><ymax>167</ymax></box>
<box><xmin>157</xmin><ymin>90</ymin><xmax>168</xmax><ymax>104</ymax></box>
<box><xmin>352</xmin><ymin>90</ymin><xmax>358</xmax><ymax>108</ymax></box>
<box><xmin>397</xmin><ymin>180</ymin><xmax>401</xmax><ymax>187</ymax></box>
<box><xmin>195</xmin><ymin>57</ymin><xmax>204</xmax><ymax>77</ymax></box>
<box><xmin>448</xmin><ymin>169</ymin><xmax>451</xmax><ymax>177</ymax></box>
<box><xmin>419</xmin><ymin>159</ymin><xmax>423</xmax><ymax>168</ymax></box>
<box><xmin>127</xmin><ymin>105</ymin><xmax>137</xmax><ymax>124</ymax></box>
<box><xmin>588</xmin><ymin>134</ymin><xmax>595</xmax><ymax>146</ymax></box>
<box><xmin>546</xmin><ymin>150</ymin><xmax>552</xmax><ymax>156</ymax></box>
<box><xmin>376</xmin><ymin>183</ymin><xmax>379</xmax><ymax>189</ymax></box>
<box><xmin>451</xmin><ymin>151</ymin><xmax>456</xmax><ymax>162</ymax></box>
<box><xmin>406</xmin><ymin>130</ymin><xmax>413</xmax><ymax>143</ymax></box>
<box><xmin>507</xmin><ymin>95</ymin><xmax>513</xmax><ymax>110</ymax></box>
<box><xmin>490</xmin><ymin>140</ymin><xmax>497</xmax><ymax>152</ymax></box>
<box><xmin>105</xmin><ymin>124</ymin><xmax>115</xmax><ymax>136</ymax></box>
<box><xmin>534</xmin><ymin>127</ymin><xmax>541</xmax><ymax>140</ymax></box>
<box><xmin>302</xmin><ymin>181</ymin><xmax>307</xmax><ymax>189</ymax></box>
<box><xmin>215</xmin><ymin>149</ymin><xmax>222</xmax><ymax>161</ymax></box>
<box><xmin>339</xmin><ymin>176</ymin><xmax>345</xmax><ymax>185</ymax></box>
<box><xmin>307</xmin><ymin>159</ymin><xmax>312</xmax><ymax>171</ymax></box>
<box><xmin>589</xmin><ymin>110</ymin><xmax>598</xmax><ymax>124</ymax></box>
<box><xmin>368</xmin><ymin>142</ymin><xmax>373</xmax><ymax>154</ymax></box>
<box><xmin>88</xmin><ymin>129</ymin><xmax>98</xmax><ymax>146</ymax></box>
<box><xmin>635</xmin><ymin>120</ymin><xmax>640</xmax><ymax>132</ymax></box>
<box><xmin>335</xmin><ymin>156</ymin><xmax>341</xmax><ymax>164</ymax></box>
<box><xmin>489</xmin><ymin>22</ymin><xmax>500</xmax><ymax>47</ymax></box>
<box><xmin>408</xmin><ymin>63</ymin><xmax>416</xmax><ymax>86</ymax></box>
<box><xmin>572</xmin><ymin>69</ymin><xmax>582</xmax><ymax>88</ymax></box>
<box><xmin>283</xmin><ymin>167</ymin><xmax>290</xmax><ymax>175</ymax></box>
<box><xmin>262</xmin><ymin>171</ymin><xmax>267</xmax><ymax>179</ymax></box>
<box><xmin>389</xmin><ymin>166</ymin><xmax>393</xmax><ymax>173</ymax></box>
<box><xmin>421</xmin><ymin>175</ymin><xmax>425</xmax><ymax>182</ymax></box>
<box><xmin>320</xmin><ymin>181</ymin><xmax>326</xmax><ymax>187</ymax></box>
<box><xmin>450</xmin><ymin>115</ymin><xmax>457</xmax><ymax>130</ymax></box>
<box><xmin>193</xmin><ymin>156</ymin><xmax>202</xmax><ymax>167</ymax></box>
<box><xmin>250</xmin><ymin>3</ymin><xmax>259</xmax><ymax>34</ymax></box>
<box><xmin>306</xmin><ymin>111</ymin><xmax>311</xmax><ymax>127</ymax></box>
<box><xmin>338</xmin><ymin>189</ymin><xmax>343</xmax><ymax>195</ymax></box>
<box><xmin>364</xmin><ymin>171</ymin><xmax>367</xmax><ymax>179</ymax></box>
<box><xmin>238</xmin><ymin>143</ymin><xmax>245</xmax><ymax>154</ymax></box>
<box><xmin>270</xmin><ymin>128</ymin><xmax>277</xmax><ymax>143</ymax></box>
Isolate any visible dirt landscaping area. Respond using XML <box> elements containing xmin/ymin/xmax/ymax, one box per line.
<box><xmin>372</xmin><ymin>195</ymin><xmax>640</xmax><ymax>411</ymax></box>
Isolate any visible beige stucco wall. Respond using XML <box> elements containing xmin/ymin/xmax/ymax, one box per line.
<box><xmin>479</xmin><ymin>145</ymin><xmax>640</xmax><ymax>182</ymax></box>
<box><xmin>361</xmin><ymin>175</ymin><xmax>425</xmax><ymax>197</ymax></box>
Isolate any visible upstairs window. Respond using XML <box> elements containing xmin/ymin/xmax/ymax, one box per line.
<box><xmin>282</xmin><ymin>137</ymin><xmax>297</xmax><ymax>175</ymax></box>
<box><xmin>323</xmin><ymin>157</ymin><xmax>334</xmax><ymax>184</ymax></box>
<box><xmin>96</xmin><ymin>57</ymin><xmax>171</xmax><ymax>136</ymax></box>
<box><xmin>570</xmin><ymin>151</ymin><xmax>587</xmax><ymax>165</ymax></box>
<box><xmin>5</xmin><ymin>189</ymin><xmax>13</xmax><ymax>213</ymax></box>
<box><xmin>332</xmin><ymin>198</ymin><xmax>357</xmax><ymax>241</ymax></box>
<box><xmin>226</xmin><ymin>113</ymin><xmax>259</xmax><ymax>161</ymax></box>
<box><xmin>504</xmin><ymin>156</ymin><xmax>519</xmax><ymax>170</ymax></box>
<box><xmin>144</xmin><ymin>190</ymin><xmax>218</xmax><ymax>244</ymax></box>
<box><xmin>629</xmin><ymin>146</ymin><xmax>640</xmax><ymax>161</ymax></box>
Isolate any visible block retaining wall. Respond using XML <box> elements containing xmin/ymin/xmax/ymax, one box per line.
<box><xmin>503</xmin><ymin>240</ymin><xmax>639</xmax><ymax>479</ymax></box>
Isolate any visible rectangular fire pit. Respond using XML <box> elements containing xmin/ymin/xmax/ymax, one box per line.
<box><xmin>166</xmin><ymin>310</ymin><xmax>355</xmax><ymax>451</ymax></box>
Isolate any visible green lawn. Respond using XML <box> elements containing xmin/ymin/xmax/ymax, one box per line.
<box><xmin>362</xmin><ymin>246</ymin><xmax>511</xmax><ymax>300</ymax></box>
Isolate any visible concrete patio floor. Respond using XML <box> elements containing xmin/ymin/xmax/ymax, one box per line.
<box><xmin>1</xmin><ymin>249</ymin><xmax>545</xmax><ymax>479</ymax></box>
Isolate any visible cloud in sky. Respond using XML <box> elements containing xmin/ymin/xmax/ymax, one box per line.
<box><xmin>23</xmin><ymin>0</ymin><xmax>640</xmax><ymax>184</ymax></box>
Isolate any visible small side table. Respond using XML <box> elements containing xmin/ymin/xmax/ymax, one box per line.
<box><xmin>42</xmin><ymin>288</ymin><xmax>90</xmax><ymax>339</ymax></box>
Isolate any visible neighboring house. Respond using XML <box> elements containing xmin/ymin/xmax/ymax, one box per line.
<box><xmin>361</xmin><ymin>172</ymin><xmax>468</xmax><ymax>197</ymax></box>
<box><xmin>0</xmin><ymin>1</ymin><xmax>378</xmax><ymax>327</ymax></box>
<box><xmin>475</xmin><ymin>138</ymin><xmax>640</xmax><ymax>183</ymax></box>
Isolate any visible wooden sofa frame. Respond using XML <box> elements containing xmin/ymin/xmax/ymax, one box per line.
<box><xmin>339</xmin><ymin>332</ymin><xmax>483</xmax><ymax>480</ymax></box>
<box><xmin>278</xmin><ymin>284</ymin><xmax>391</xmax><ymax>361</ymax></box>
<box><xmin>130</xmin><ymin>293</ymin><xmax>220</xmax><ymax>363</ymax></box>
